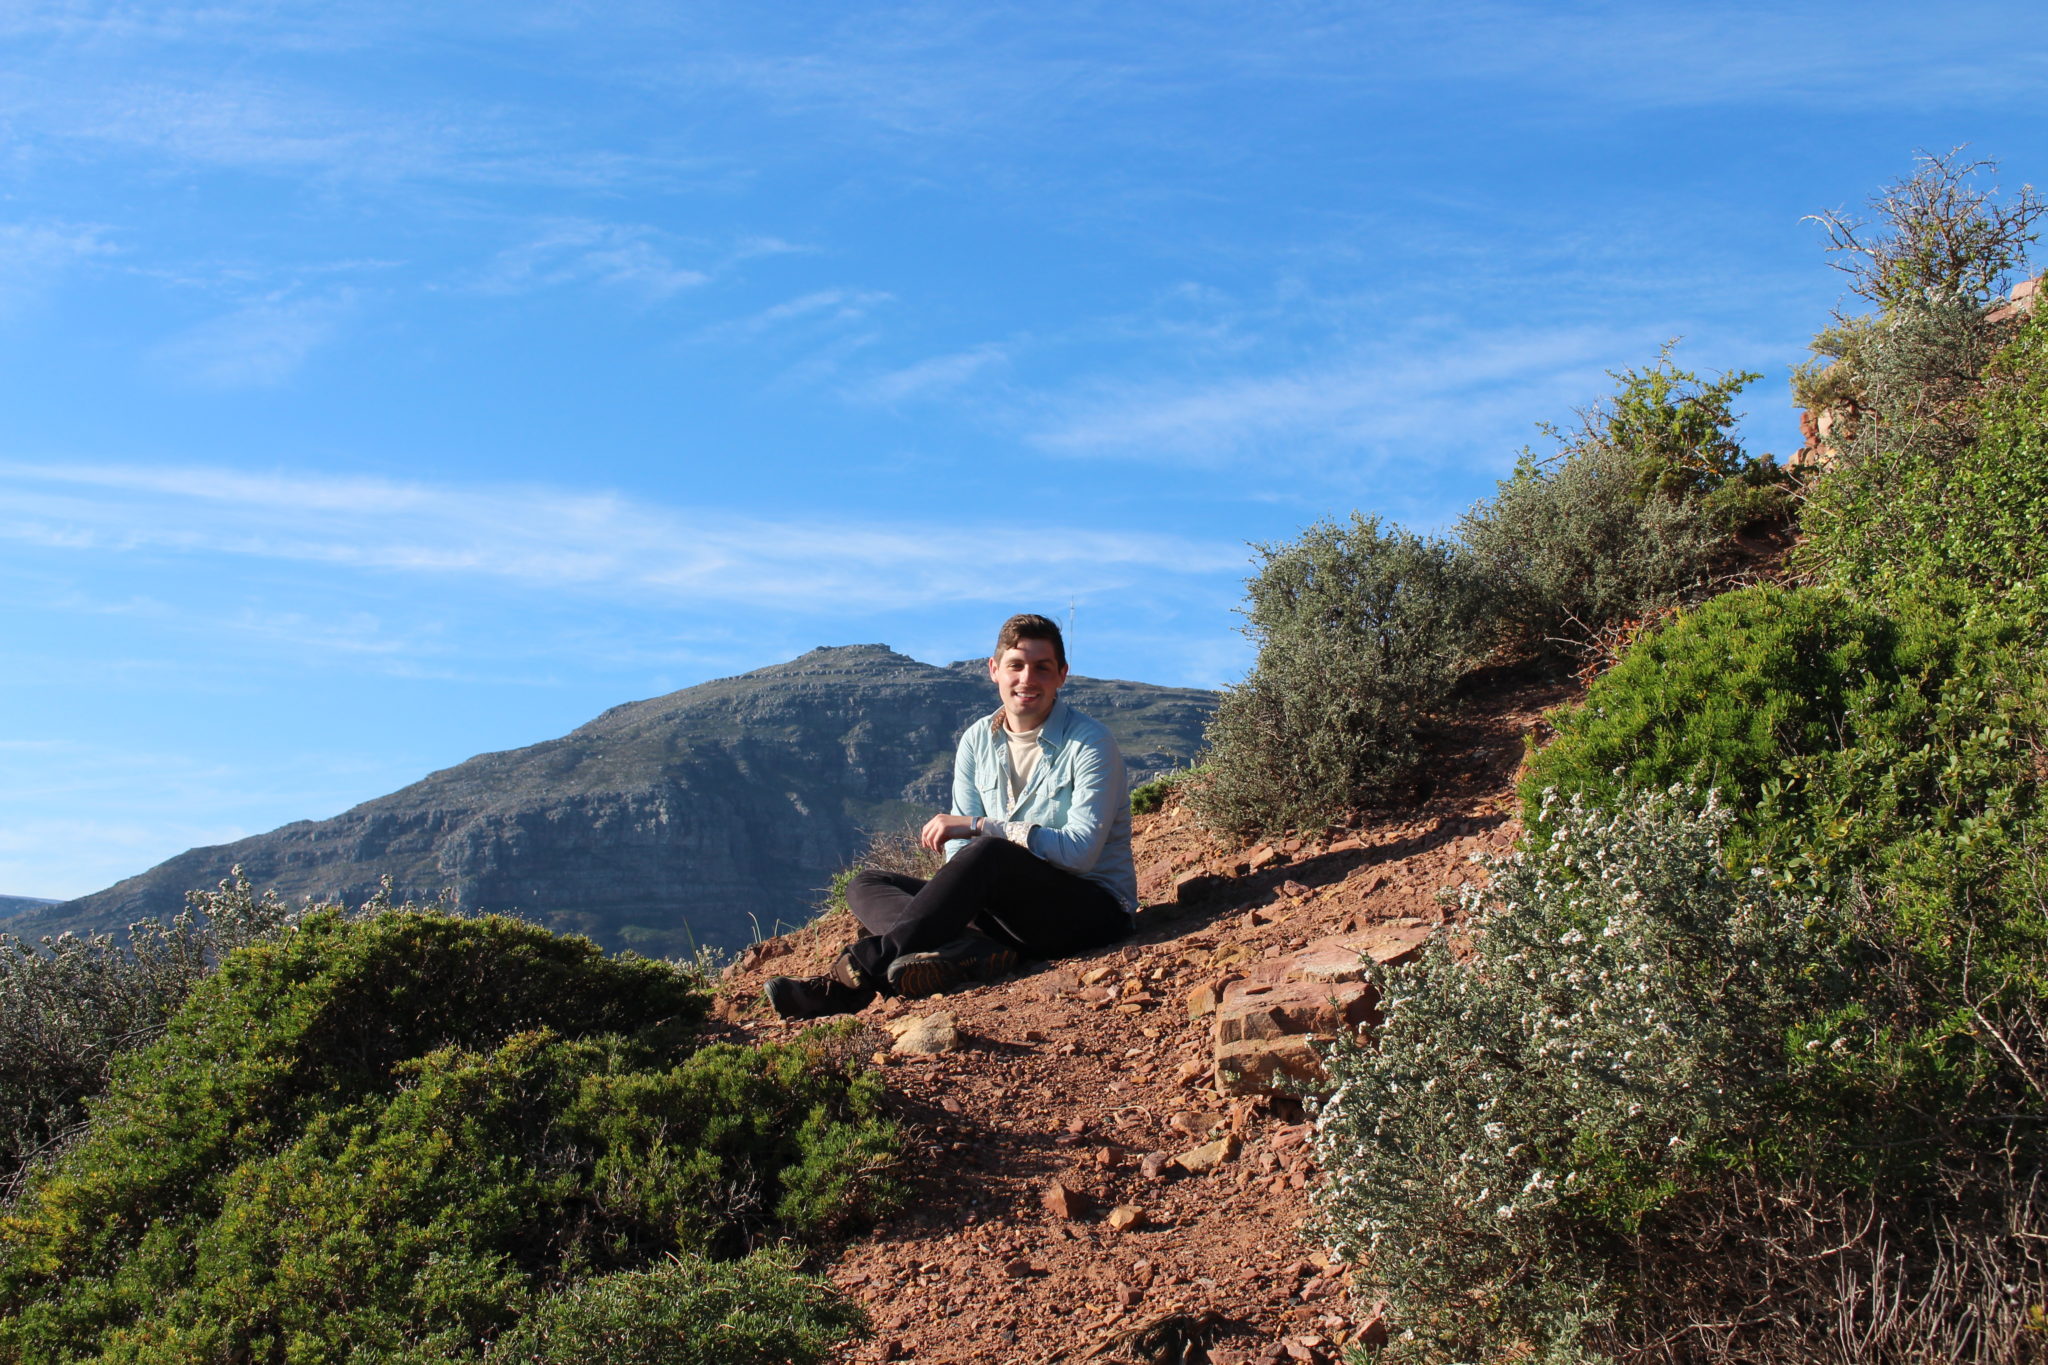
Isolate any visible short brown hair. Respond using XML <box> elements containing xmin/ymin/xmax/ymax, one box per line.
<box><xmin>994</xmin><ymin>613</ymin><xmax>1067</xmax><ymax>670</ymax></box>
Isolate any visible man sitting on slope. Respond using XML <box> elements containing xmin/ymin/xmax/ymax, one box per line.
<box><xmin>765</xmin><ymin>613</ymin><xmax>1137</xmax><ymax>1018</ymax></box>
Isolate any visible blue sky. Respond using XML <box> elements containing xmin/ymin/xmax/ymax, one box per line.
<box><xmin>3</xmin><ymin>1</ymin><xmax>2044</xmax><ymax>899</ymax></box>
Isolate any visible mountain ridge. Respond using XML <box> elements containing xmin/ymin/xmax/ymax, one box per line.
<box><xmin>13</xmin><ymin>645</ymin><xmax>1215</xmax><ymax>954</ymax></box>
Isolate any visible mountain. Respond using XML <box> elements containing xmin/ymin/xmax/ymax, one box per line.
<box><xmin>0</xmin><ymin>895</ymin><xmax>59</xmax><ymax>919</ymax></box>
<box><xmin>12</xmin><ymin>646</ymin><xmax>1215</xmax><ymax>955</ymax></box>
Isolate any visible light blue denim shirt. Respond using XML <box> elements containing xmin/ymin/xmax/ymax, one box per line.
<box><xmin>945</xmin><ymin>697</ymin><xmax>1138</xmax><ymax>915</ymax></box>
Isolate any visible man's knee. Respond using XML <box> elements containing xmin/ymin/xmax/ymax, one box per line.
<box><xmin>949</xmin><ymin>835</ymin><xmax>1029</xmax><ymax>873</ymax></box>
<box><xmin>847</xmin><ymin>869</ymin><xmax>897</xmax><ymax>896</ymax></box>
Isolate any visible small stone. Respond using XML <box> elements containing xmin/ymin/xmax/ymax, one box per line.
<box><xmin>1106</xmin><ymin>1204</ymin><xmax>1144</xmax><ymax>1231</ymax></box>
<box><xmin>1175</xmin><ymin>1056</ymin><xmax>1211</xmax><ymax>1087</ymax></box>
<box><xmin>1246</xmin><ymin>844</ymin><xmax>1280</xmax><ymax>871</ymax></box>
<box><xmin>1184</xmin><ymin>982</ymin><xmax>1220</xmax><ymax>1019</ymax></box>
<box><xmin>1140</xmin><ymin>1151</ymin><xmax>1173</xmax><ymax>1180</ymax></box>
<box><xmin>1066</xmin><ymin>1116</ymin><xmax>1088</xmax><ymax>1135</ymax></box>
<box><xmin>1281</xmin><ymin>880</ymin><xmax>1311</xmax><ymax>898</ymax></box>
<box><xmin>1001</xmin><ymin>1257</ymin><xmax>1034</xmax><ymax>1278</ymax></box>
<box><xmin>1172</xmin><ymin>1134</ymin><xmax>1241</xmax><ymax>1174</ymax></box>
<box><xmin>1117</xmin><ymin>1282</ymin><xmax>1144</xmax><ymax>1306</ymax></box>
<box><xmin>888</xmin><ymin>1013</ymin><xmax>961</xmax><ymax>1055</ymax></box>
<box><xmin>1042</xmin><ymin>1180</ymin><xmax>1089</xmax><ymax>1220</ymax></box>
<box><xmin>1081</xmin><ymin>965</ymin><xmax>1117</xmax><ymax>985</ymax></box>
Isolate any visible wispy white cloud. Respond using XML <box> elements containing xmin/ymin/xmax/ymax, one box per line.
<box><xmin>0</xmin><ymin>461</ymin><xmax>1244</xmax><ymax>611</ymax></box>
<box><xmin>1029</xmin><ymin>326</ymin><xmax>1638</xmax><ymax>470</ymax></box>
<box><xmin>146</xmin><ymin>289</ymin><xmax>356</xmax><ymax>388</ymax></box>
<box><xmin>0</xmin><ymin>220</ymin><xmax>115</xmax><ymax>311</ymax></box>
<box><xmin>697</xmin><ymin>287</ymin><xmax>895</xmax><ymax>343</ymax></box>
<box><xmin>855</xmin><ymin>343</ymin><xmax>1010</xmax><ymax>404</ymax></box>
<box><xmin>476</xmin><ymin>220</ymin><xmax>710</xmax><ymax>299</ymax></box>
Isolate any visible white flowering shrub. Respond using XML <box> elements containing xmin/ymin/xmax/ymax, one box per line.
<box><xmin>1311</xmin><ymin>791</ymin><xmax>1908</xmax><ymax>1362</ymax></box>
<box><xmin>0</xmin><ymin>871</ymin><xmax>295</xmax><ymax>1190</ymax></box>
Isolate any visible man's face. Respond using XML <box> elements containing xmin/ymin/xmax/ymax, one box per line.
<box><xmin>989</xmin><ymin>638</ymin><xmax>1067</xmax><ymax>730</ymax></box>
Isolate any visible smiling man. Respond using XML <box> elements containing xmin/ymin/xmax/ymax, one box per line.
<box><xmin>765</xmin><ymin>613</ymin><xmax>1138</xmax><ymax>1018</ymax></box>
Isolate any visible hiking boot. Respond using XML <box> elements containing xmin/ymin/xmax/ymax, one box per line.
<box><xmin>763</xmin><ymin>973</ymin><xmax>874</xmax><ymax>1019</ymax></box>
<box><xmin>828</xmin><ymin>947</ymin><xmax>877</xmax><ymax>993</ymax></box>
<box><xmin>886</xmin><ymin>933</ymin><xmax>1021</xmax><ymax>999</ymax></box>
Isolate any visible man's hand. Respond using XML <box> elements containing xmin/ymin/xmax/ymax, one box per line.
<box><xmin>921</xmin><ymin>813</ymin><xmax>975</xmax><ymax>851</ymax></box>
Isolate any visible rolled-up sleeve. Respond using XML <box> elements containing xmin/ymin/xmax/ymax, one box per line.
<box><xmin>1023</xmin><ymin>728</ymin><xmax>1124</xmax><ymax>875</ymax></box>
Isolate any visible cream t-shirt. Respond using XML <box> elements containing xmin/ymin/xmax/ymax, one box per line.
<box><xmin>1003</xmin><ymin>722</ymin><xmax>1043</xmax><ymax>814</ymax></box>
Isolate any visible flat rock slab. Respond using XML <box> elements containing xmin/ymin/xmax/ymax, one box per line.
<box><xmin>1216</xmin><ymin>978</ymin><xmax>1375</xmax><ymax>1045</ymax></box>
<box><xmin>888</xmin><ymin>1012</ymin><xmax>962</xmax><ymax>1054</ymax></box>
<box><xmin>1288</xmin><ymin>924</ymin><xmax>1433</xmax><ymax>983</ymax></box>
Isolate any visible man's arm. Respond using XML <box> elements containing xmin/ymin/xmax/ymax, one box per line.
<box><xmin>923</xmin><ymin>729</ymin><xmax>987</xmax><ymax>854</ymax></box>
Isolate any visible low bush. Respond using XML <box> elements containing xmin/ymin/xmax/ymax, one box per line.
<box><xmin>0</xmin><ymin>873</ymin><xmax>294</xmax><ymax>1192</ymax></box>
<box><xmin>1189</xmin><ymin>514</ymin><xmax>1489</xmax><ymax>837</ymax></box>
<box><xmin>1519</xmin><ymin>584</ymin><xmax>2044</xmax><ymax>970</ymax></box>
<box><xmin>1312</xmin><ymin>790</ymin><xmax>2047</xmax><ymax>1364</ymax></box>
<box><xmin>0</xmin><ymin>907</ymin><xmax>892</xmax><ymax>1363</ymax></box>
<box><xmin>486</xmin><ymin>1250</ymin><xmax>866</xmax><ymax>1365</ymax></box>
<box><xmin>1130</xmin><ymin>764</ymin><xmax>1202</xmax><ymax>816</ymax></box>
<box><xmin>1461</xmin><ymin>352</ymin><xmax>1781</xmax><ymax>661</ymax></box>
<box><xmin>1800</xmin><ymin>302</ymin><xmax>2048</xmax><ymax>626</ymax></box>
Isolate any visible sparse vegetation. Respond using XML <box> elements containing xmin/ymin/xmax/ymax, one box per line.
<box><xmin>1189</xmin><ymin>515</ymin><xmax>1490</xmax><ymax>837</ymax></box>
<box><xmin>1130</xmin><ymin>764</ymin><xmax>1203</xmax><ymax>815</ymax></box>
<box><xmin>1460</xmin><ymin>350</ymin><xmax>1780</xmax><ymax>663</ymax></box>
<box><xmin>816</xmin><ymin>822</ymin><xmax>945</xmax><ymax>919</ymax></box>
<box><xmin>1806</xmin><ymin>146</ymin><xmax>2042</xmax><ymax>311</ymax></box>
<box><xmin>0</xmin><ymin>873</ymin><xmax>295</xmax><ymax>1193</ymax></box>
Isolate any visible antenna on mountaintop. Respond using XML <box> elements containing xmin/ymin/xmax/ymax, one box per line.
<box><xmin>1065</xmin><ymin>598</ymin><xmax>1076</xmax><ymax>644</ymax></box>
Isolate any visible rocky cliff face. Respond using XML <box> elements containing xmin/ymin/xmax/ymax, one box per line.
<box><xmin>18</xmin><ymin>646</ymin><xmax>1215</xmax><ymax>955</ymax></box>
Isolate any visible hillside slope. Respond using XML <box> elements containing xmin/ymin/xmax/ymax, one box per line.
<box><xmin>715</xmin><ymin>675</ymin><xmax>1571</xmax><ymax>1365</ymax></box>
<box><xmin>16</xmin><ymin>646</ymin><xmax>1214</xmax><ymax>955</ymax></box>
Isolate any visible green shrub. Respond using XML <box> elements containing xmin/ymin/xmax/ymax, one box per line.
<box><xmin>1520</xmin><ymin>584</ymin><xmax>2044</xmax><ymax>971</ymax></box>
<box><xmin>0</xmin><ymin>873</ymin><xmax>294</xmax><ymax>1191</ymax></box>
<box><xmin>0</xmin><ymin>909</ymin><xmax>892</xmax><ymax>1364</ymax></box>
<box><xmin>1189</xmin><ymin>514</ymin><xmax>1489</xmax><ymax>836</ymax></box>
<box><xmin>486</xmin><ymin>1251</ymin><xmax>866</xmax><ymax>1365</ymax></box>
<box><xmin>1460</xmin><ymin>352</ymin><xmax>1778</xmax><ymax>660</ymax></box>
<box><xmin>1130</xmin><ymin>764</ymin><xmax>1203</xmax><ymax>816</ymax></box>
<box><xmin>1800</xmin><ymin>302</ymin><xmax>2048</xmax><ymax>627</ymax></box>
<box><xmin>1312</xmin><ymin>790</ymin><xmax>2046</xmax><ymax>1364</ymax></box>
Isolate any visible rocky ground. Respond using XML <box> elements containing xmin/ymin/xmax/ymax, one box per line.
<box><xmin>713</xmin><ymin>677</ymin><xmax>1574</xmax><ymax>1365</ymax></box>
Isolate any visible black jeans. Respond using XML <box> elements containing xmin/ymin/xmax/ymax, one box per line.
<box><xmin>843</xmin><ymin>836</ymin><xmax>1131</xmax><ymax>986</ymax></box>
